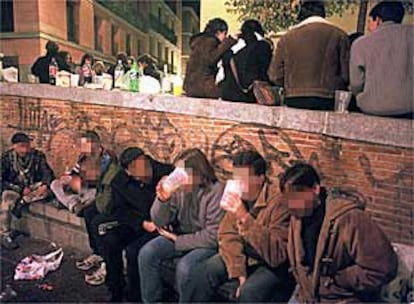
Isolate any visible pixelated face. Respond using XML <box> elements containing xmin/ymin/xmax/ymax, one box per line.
<box><xmin>368</xmin><ymin>16</ymin><xmax>380</xmax><ymax>32</ymax></box>
<box><xmin>80</xmin><ymin>157</ymin><xmax>100</xmax><ymax>183</ymax></box>
<box><xmin>80</xmin><ymin>138</ymin><xmax>100</xmax><ymax>155</ymax></box>
<box><xmin>232</xmin><ymin>166</ymin><xmax>264</xmax><ymax>201</ymax></box>
<box><xmin>216</xmin><ymin>30</ymin><xmax>227</xmax><ymax>42</ymax></box>
<box><xmin>128</xmin><ymin>155</ymin><xmax>152</xmax><ymax>181</ymax></box>
<box><xmin>175</xmin><ymin>160</ymin><xmax>200</xmax><ymax>191</ymax></box>
<box><xmin>13</xmin><ymin>142</ymin><xmax>31</xmax><ymax>157</ymax></box>
<box><xmin>283</xmin><ymin>186</ymin><xmax>320</xmax><ymax>218</ymax></box>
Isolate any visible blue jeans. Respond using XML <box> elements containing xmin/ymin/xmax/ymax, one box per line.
<box><xmin>138</xmin><ymin>235</ymin><xmax>216</xmax><ymax>303</ymax></box>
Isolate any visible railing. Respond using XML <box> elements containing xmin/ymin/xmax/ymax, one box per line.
<box><xmin>95</xmin><ymin>0</ymin><xmax>147</xmax><ymax>32</ymax></box>
<box><xmin>149</xmin><ymin>14</ymin><xmax>178</xmax><ymax>45</ymax></box>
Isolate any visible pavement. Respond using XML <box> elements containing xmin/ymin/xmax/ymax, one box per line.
<box><xmin>0</xmin><ymin>235</ymin><xmax>109</xmax><ymax>303</ymax></box>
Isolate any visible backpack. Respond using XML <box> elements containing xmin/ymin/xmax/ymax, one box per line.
<box><xmin>95</xmin><ymin>162</ymin><xmax>121</xmax><ymax>215</ymax></box>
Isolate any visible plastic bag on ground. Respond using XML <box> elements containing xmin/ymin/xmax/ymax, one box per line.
<box><xmin>14</xmin><ymin>248</ymin><xmax>64</xmax><ymax>281</ymax></box>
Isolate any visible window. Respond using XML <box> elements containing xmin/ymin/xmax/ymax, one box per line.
<box><xmin>111</xmin><ymin>24</ymin><xmax>118</xmax><ymax>55</ymax></box>
<box><xmin>1</xmin><ymin>0</ymin><xmax>14</xmax><ymax>32</ymax></box>
<box><xmin>149</xmin><ymin>37</ymin><xmax>155</xmax><ymax>56</ymax></box>
<box><xmin>66</xmin><ymin>0</ymin><xmax>79</xmax><ymax>43</ymax></box>
<box><xmin>164</xmin><ymin>47</ymin><xmax>169</xmax><ymax>65</ymax></box>
<box><xmin>94</xmin><ymin>15</ymin><xmax>103</xmax><ymax>52</ymax></box>
<box><xmin>137</xmin><ymin>40</ymin><xmax>142</xmax><ymax>56</ymax></box>
<box><xmin>126</xmin><ymin>33</ymin><xmax>131</xmax><ymax>55</ymax></box>
<box><xmin>158</xmin><ymin>7</ymin><xmax>162</xmax><ymax>22</ymax></box>
<box><xmin>171</xmin><ymin>50</ymin><xmax>174</xmax><ymax>73</ymax></box>
<box><xmin>157</xmin><ymin>42</ymin><xmax>162</xmax><ymax>64</ymax></box>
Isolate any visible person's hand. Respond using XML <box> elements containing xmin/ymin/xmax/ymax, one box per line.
<box><xmin>221</xmin><ymin>192</ymin><xmax>247</xmax><ymax>220</ymax></box>
<box><xmin>156</xmin><ymin>176</ymin><xmax>172</xmax><ymax>202</ymax></box>
<box><xmin>36</xmin><ymin>184</ymin><xmax>48</xmax><ymax>196</ymax></box>
<box><xmin>142</xmin><ymin>221</ymin><xmax>157</xmax><ymax>233</ymax></box>
<box><xmin>235</xmin><ymin>276</ymin><xmax>246</xmax><ymax>298</ymax></box>
<box><xmin>23</xmin><ymin>187</ymin><xmax>32</xmax><ymax>196</ymax></box>
<box><xmin>157</xmin><ymin>227</ymin><xmax>177</xmax><ymax>242</ymax></box>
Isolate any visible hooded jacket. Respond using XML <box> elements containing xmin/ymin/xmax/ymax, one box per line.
<box><xmin>183</xmin><ymin>33</ymin><xmax>236</xmax><ymax>98</ymax></box>
<box><xmin>288</xmin><ymin>192</ymin><xmax>398</xmax><ymax>303</ymax></box>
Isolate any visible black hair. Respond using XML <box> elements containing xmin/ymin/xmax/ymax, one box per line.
<box><xmin>369</xmin><ymin>1</ymin><xmax>405</xmax><ymax>24</ymax></box>
<box><xmin>175</xmin><ymin>148</ymin><xmax>218</xmax><ymax>187</ymax></box>
<box><xmin>81</xmin><ymin>130</ymin><xmax>101</xmax><ymax>144</ymax></box>
<box><xmin>240</xmin><ymin>19</ymin><xmax>265</xmax><ymax>41</ymax></box>
<box><xmin>137</xmin><ymin>54</ymin><xmax>155</xmax><ymax>66</ymax></box>
<box><xmin>116</xmin><ymin>52</ymin><xmax>128</xmax><ymax>64</ymax></box>
<box><xmin>46</xmin><ymin>41</ymin><xmax>59</xmax><ymax>55</ymax></box>
<box><xmin>119</xmin><ymin>147</ymin><xmax>145</xmax><ymax>169</ymax></box>
<box><xmin>298</xmin><ymin>0</ymin><xmax>326</xmax><ymax>21</ymax></box>
<box><xmin>59</xmin><ymin>51</ymin><xmax>71</xmax><ymax>60</ymax></box>
<box><xmin>279</xmin><ymin>163</ymin><xmax>320</xmax><ymax>193</ymax></box>
<box><xmin>233</xmin><ymin>150</ymin><xmax>267</xmax><ymax>176</ymax></box>
<box><xmin>80</xmin><ymin>53</ymin><xmax>94</xmax><ymax>66</ymax></box>
<box><xmin>204</xmin><ymin>18</ymin><xmax>228</xmax><ymax>36</ymax></box>
<box><xmin>348</xmin><ymin>32</ymin><xmax>364</xmax><ymax>45</ymax></box>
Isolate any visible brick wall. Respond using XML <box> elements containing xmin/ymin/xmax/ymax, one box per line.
<box><xmin>1</xmin><ymin>95</ymin><xmax>413</xmax><ymax>245</ymax></box>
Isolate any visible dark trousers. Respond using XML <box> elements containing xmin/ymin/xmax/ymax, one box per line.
<box><xmin>83</xmin><ymin>203</ymin><xmax>107</xmax><ymax>257</ymax></box>
<box><xmin>186</xmin><ymin>254</ymin><xmax>295</xmax><ymax>302</ymax></box>
<box><xmin>284</xmin><ymin>97</ymin><xmax>335</xmax><ymax>111</ymax></box>
<box><xmin>100</xmin><ymin>224</ymin><xmax>156</xmax><ymax>302</ymax></box>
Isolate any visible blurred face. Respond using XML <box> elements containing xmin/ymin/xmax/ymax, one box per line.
<box><xmin>233</xmin><ymin>166</ymin><xmax>264</xmax><ymax>202</ymax></box>
<box><xmin>368</xmin><ymin>16</ymin><xmax>381</xmax><ymax>32</ymax></box>
<box><xmin>69</xmin><ymin>175</ymin><xmax>82</xmax><ymax>193</ymax></box>
<box><xmin>175</xmin><ymin>160</ymin><xmax>201</xmax><ymax>191</ymax></box>
<box><xmin>85</xmin><ymin>58</ymin><xmax>92</xmax><ymax>65</ymax></box>
<box><xmin>65</xmin><ymin>55</ymin><xmax>72</xmax><ymax>64</ymax></box>
<box><xmin>128</xmin><ymin>59</ymin><xmax>133</xmax><ymax>67</ymax></box>
<box><xmin>13</xmin><ymin>142</ymin><xmax>31</xmax><ymax>158</ymax></box>
<box><xmin>80</xmin><ymin>138</ymin><xmax>101</xmax><ymax>155</ymax></box>
<box><xmin>283</xmin><ymin>185</ymin><xmax>320</xmax><ymax>218</ymax></box>
<box><xmin>216</xmin><ymin>30</ymin><xmax>227</xmax><ymax>42</ymax></box>
<box><xmin>127</xmin><ymin>155</ymin><xmax>153</xmax><ymax>182</ymax></box>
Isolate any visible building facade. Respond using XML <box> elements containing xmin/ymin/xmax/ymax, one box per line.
<box><xmin>0</xmin><ymin>0</ymin><xmax>183</xmax><ymax>81</ymax></box>
<box><xmin>181</xmin><ymin>2</ymin><xmax>200</xmax><ymax>75</ymax></box>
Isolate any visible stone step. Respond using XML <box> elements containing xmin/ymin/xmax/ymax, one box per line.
<box><xmin>12</xmin><ymin>202</ymin><xmax>90</xmax><ymax>252</ymax></box>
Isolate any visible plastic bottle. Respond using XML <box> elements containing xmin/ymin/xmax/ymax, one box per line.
<box><xmin>48</xmin><ymin>57</ymin><xmax>58</xmax><ymax>85</ymax></box>
<box><xmin>129</xmin><ymin>61</ymin><xmax>139</xmax><ymax>92</ymax></box>
<box><xmin>114</xmin><ymin>60</ymin><xmax>124</xmax><ymax>89</ymax></box>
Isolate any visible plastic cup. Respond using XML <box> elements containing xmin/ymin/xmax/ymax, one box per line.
<box><xmin>334</xmin><ymin>90</ymin><xmax>352</xmax><ymax>113</ymax></box>
<box><xmin>220</xmin><ymin>180</ymin><xmax>242</xmax><ymax>210</ymax></box>
<box><xmin>162</xmin><ymin>167</ymin><xmax>189</xmax><ymax>194</ymax></box>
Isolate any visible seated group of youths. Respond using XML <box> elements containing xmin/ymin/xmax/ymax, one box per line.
<box><xmin>1</xmin><ymin>131</ymin><xmax>398</xmax><ymax>303</ymax></box>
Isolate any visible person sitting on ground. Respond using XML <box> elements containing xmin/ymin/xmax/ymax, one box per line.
<box><xmin>56</xmin><ymin>131</ymin><xmax>115</xmax><ymax>286</ymax></box>
<box><xmin>1</xmin><ymin>132</ymin><xmax>55</xmax><ymax>250</ymax></box>
<box><xmin>270</xmin><ymin>0</ymin><xmax>350</xmax><ymax>110</ymax></box>
<box><xmin>98</xmin><ymin>147</ymin><xmax>174</xmax><ymax>302</ymax></box>
<box><xmin>219</xmin><ymin>20</ymin><xmax>273</xmax><ymax>103</ymax></box>
<box><xmin>350</xmin><ymin>1</ymin><xmax>413</xmax><ymax>119</ymax></box>
<box><xmin>186</xmin><ymin>150</ymin><xmax>295</xmax><ymax>302</ymax></box>
<box><xmin>280</xmin><ymin>163</ymin><xmax>398</xmax><ymax>303</ymax></box>
<box><xmin>138</xmin><ymin>148</ymin><xmax>225</xmax><ymax>303</ymax></box>
<box><xmin>184</xmin><ymin>18</ymin><xmax>236</xmax><ymax>98</ymax></box>
<box><xmin>137</xmin><ymin>54</ymin><xmax>161</xmax><ymax>82</ymax></box>
<box><xmin>31</xmin><ymin>40</ymin><xmax>65</xmax><ymax>83</ymax></box>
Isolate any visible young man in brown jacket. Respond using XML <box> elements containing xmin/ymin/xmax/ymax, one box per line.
<box><xmin>270</xmin><ymin>0</ymin><xmax>350</xmax><ymax>110</ymax></box>
<box><xmin>280</xmin><ymin>163</ymin><xmax>398</xmax><ymax>303</ymax></box>
<box><xmin>185</xmin><ymin>151</ymin><xmax>294</xmax><ymax>302</ymax></box>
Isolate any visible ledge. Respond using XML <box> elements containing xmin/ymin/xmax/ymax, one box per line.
<box><xmin>1</xmin><ymin>83</ymin><xmax>413</xmax><ymax>149</ymax></box>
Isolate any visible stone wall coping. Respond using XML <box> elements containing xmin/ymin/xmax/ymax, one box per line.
<box><xmin>1</xmin><ymin>83</ymin><xmax>413</xmax><ymax>149</ymax></box>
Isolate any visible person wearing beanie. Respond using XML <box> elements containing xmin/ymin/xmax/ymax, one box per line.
<box><xmin>31</xmin><ymin>40</ymin><xmax>65</xmax><ymax>83</ymax></box>
<box><xmin>1</xmin><ymin>132</ymin><xmax>54</xmax><ymax>249</ymax></box>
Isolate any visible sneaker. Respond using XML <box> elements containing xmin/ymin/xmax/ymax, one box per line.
<box><xmin>1</xmin><ymin>234</ymin><xmax>19</xmax><ymax>250</ymax></box>
<box><xmin>75</xmin><ymin>254</ymin><xmax>103</xmax><ymax>271</ymax></box>
<box><xmin>85</xmin><ymin>262</ymin><xmax>106</xmax><ymax>286</ymax></box>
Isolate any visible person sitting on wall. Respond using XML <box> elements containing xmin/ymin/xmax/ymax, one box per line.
<box><xmin>138</xmin><ymin>148</ymin><xmax>225</xmax><ymax>303</ymax></box>
<box><xmin>107</xmin><ymin>52</ymin><xmax>129</xmax><ymax>88</ymax></box>
<box><xmin>98</xmin><ymin>147</ymin><xmax>174</xmax><ymax>302</ymax></box>
<box><xmin>59</xmin><ymin>51</ymin><xmax>77</xmax><ymax>74</ymax></box>
<box><xmin>1</xmin><ymin>132</ymin><xmax>55</xmax><ymax>250</ymax></box>
<box><xmin>31</xmin><ymin>41</ymin><xmax>65</xmax><ymax>83</ymax></box>
<box><xmin>137</xmin><ymin>54</ymin><xmax>162</xmax><ymax>82</ymax></box>
<box><xmin>280</xmin><ymin>163</ymin><xmax>398</xmax><ymax>303</ymax></box>
<box><xmin>185</xmin><ymin>150</ymin><xmax>295</xmax><ymax>302</ymax></box>
<box><xmin>350</xmin><ymin>1</ymin><xmax>413</xmax><ymax>119</ymax></box>
<box><xmin>270</xmin><ymin>0</ymin><xmax>350</xmax><ymax>110</ymax></box>
<box><xmin>52</xmin><ymin>130</ymin><xmax>115</xmax><ymax>286</ymax></box>
<box><xmin>219</xmin><ymin>20</ymin><xmax>273</xmax><ymax>103</ymax></box>
<box><xmin>184</xmin><ymin>18</ymin><xmax>237</xmax><ymax>98</ymax></box>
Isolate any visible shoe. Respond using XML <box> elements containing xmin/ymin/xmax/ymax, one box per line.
<box><xmin>11</xmin><ymin>200</ymin><xmax>26</xmax><ymax>219</ymax></box>
<box><xmin>1</xmin><ymin>234</ymin><xmax>19</xmax><ymax>250</ymax></box>
<box><xmin>85</xmin><ymin>262</ymin><xmax>106</xmax><ymax>286</ymax></box>
<box><xmin>75</xmin><ymin>254</ymin><xmax>104</xmax><ymax>271</ymax></box>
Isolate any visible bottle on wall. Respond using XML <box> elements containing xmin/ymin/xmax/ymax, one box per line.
<box><xmin>114</xmin><ymin>60</ymin><xmax>124</xmax><ymax>89</ymax></box>
<box><xmin>49</xmin><ymin>57</ymin><xmax>58</xmax><ymax>85</ymax></box>
<box><xmin>129</xmin><ymin>61</ymin><xmax>139</xmax><ymax>92</ymax></box>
